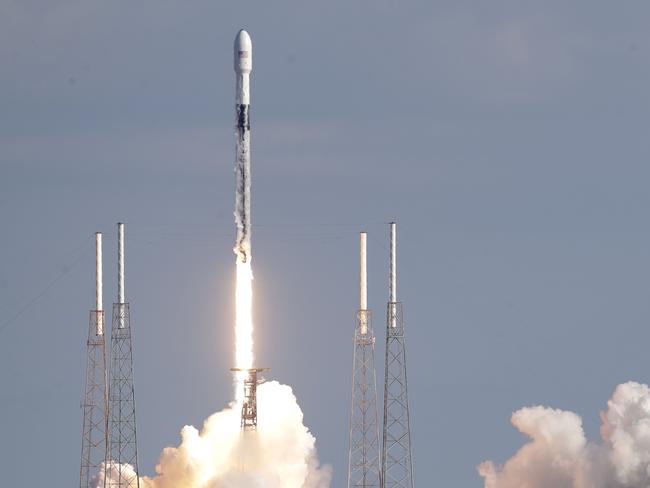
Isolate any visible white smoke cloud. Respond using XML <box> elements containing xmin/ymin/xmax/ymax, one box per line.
<box><xmin>478</xmin><ymin>381</ymin><xmax>650</xmax><ymax>488</ymax></box>
<box><xmin>99</xmin><ymin>381</ymin><xmax>331</xmax><ymax>488</ymax></box>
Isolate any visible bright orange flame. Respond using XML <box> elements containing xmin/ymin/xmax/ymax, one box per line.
<box><xmin>235</xmin><ymin>260</ymin><xmax>254</xmax><ymax>401</ymax></box>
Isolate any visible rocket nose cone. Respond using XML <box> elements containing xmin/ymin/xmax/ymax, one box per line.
<box><xmin>234</xmin><ymin>29</ymin><xmax>252</xmax><ymax>73</ymax></box>
<box><xmin>235</xmin><ymin>29</ymin><xmax>252</xmax><ymax>50</ymax></box>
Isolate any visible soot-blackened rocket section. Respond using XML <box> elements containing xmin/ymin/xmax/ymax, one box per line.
<box><xmin>234</xmin><ymin>29</ymin><xmax>252</xmax><ymax>263</ymax></box>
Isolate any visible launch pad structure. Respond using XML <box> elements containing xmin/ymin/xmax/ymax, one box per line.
<box><xmin>231</xmin><ymin>368</ymin><xmax>269</xmax><ymax>431</ymax></box>
<box><xmin>78</xmin><ymin>224</ymin><xmax>142</xmax><ymax>488</ymax></box>
<box><xmin>348</xmin><ymin>224</ymin><xmax>415</xmax><ymax>488</ymax></box>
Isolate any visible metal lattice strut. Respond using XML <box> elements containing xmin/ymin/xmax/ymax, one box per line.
<box><xmin>381</xmin><ymin>303</ymin><xmax>414</xmax><ymax>488</ymax></box>
<box><xmin>80</xmin><ymin>310</ymin><xmax>107</xmax><ymax>488</ymax></box>
<box><xmin>348</xmin><ymin>309</ymin><xmax>382</xmax><ymax>488</ymax></box>
<box><xmin>105</xmin><ymin>303</ymin><xmax>140</xmax><ymax>488</ymax></box>
<box><xmin>231</xmin><ymin>368</ymin><xmax>268</xmax><ymax>431</ymax></box>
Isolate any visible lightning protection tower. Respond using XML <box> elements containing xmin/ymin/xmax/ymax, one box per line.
<box><xmin>348</xmin><ymin>232</ymin><xmax>381</xmax><ymax>488</ymax></box>
<box><xmin>105</xmin><ymin>223</ymin><xmax>140</xmax><ymax>488</ymax></box>
<box><xmin>80</xmin><ymin>232</ymin><xmax>108</xmax><ymax>488</ymax></box>
<box><xmin>381</xmin><ymin>222</ymin><xmax>414</xmax><ymax>488</ymax></box>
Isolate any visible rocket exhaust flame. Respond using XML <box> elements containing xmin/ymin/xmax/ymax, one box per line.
<box><xmin>234</xmin><ymin>261</ymin><xmax>254</xmax><ymax>399</ymax></box>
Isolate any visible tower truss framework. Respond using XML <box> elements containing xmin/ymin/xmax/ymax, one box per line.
<box><xmin>80</xmin><ymin>310</ymin><xmax>107</xmax><ymax>488</ymax></box>
<box><xmin>105</xmin><ymin>303</ymin><xmax>140</xmax><ymax>488</ymax></box>
<box><xmin>231</xmin><ymin>367</ymin><xmax>268</xmax><ymax>431</ymax></box>
<box><xmin>381</xmin><ymin>302</ymin><xmax>414</xmax><ymax>488</ymax></box>
<box><xmin>348</xmin><ymin>309</ymin><xmax>382</xmax><ymax>488</ymax></box>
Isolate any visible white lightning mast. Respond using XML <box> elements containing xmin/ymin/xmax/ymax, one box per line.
<box><xmin>105</xmin><ymin>223</ymin><xmax>140</xmax><ymax>488</ymax></box>
<box><xmin>80</xmin><ymin>232</ymin><xmax>107</xmax><ymax>488</ymax></box>
<box><xmin>381</xmin><ymin>222</ymin><xmax>414</xmax><ymax>488</ymax></box>
<box><xmin>348</xmin><ymin>232</ymin><xmax>381</xmax><ymax>488</ymax></box>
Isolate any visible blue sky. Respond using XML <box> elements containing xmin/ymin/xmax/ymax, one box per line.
<box><xmin>2</xmin><ymin>1</ymin><xmax>650</xmax><ymax>486</ymax></box>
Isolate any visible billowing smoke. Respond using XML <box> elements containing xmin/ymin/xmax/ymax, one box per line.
<box><xmin>99</xmin><ymin>381</ymin><xmax>331</xmax><ymax>488</ymax></box>
<box><xmin>478</xmin><ymin>381</ymin><xmax>650</xmax><ymax>487</ymax></box>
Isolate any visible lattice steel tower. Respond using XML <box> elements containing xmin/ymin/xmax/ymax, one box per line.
<box><xmin>80</xmin><ymin>232</ymin><xmax>108</xmax><ymax>488</ymax></box>
<box><xmin>348</xmin><ymin>232</ymin><xmax>381</xmax><ymax>488</ymax></box>
<box><xmin>105</xmin><ymin>223</ymin><xmax>140</xmax><ymax>488</ymax></box>
<box><xmin>231</xmin><ymin>368</ymin><xmax>268</xmax><ymax>431</ymax></box>
<box><xmin>381</xmin><ymin>223</ymin><xmax>414</xmax><ymax>488</ymax></box>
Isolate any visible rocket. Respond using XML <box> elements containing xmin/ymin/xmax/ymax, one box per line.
<box><xmin>234</xmin><ymin>29</ymin><xmax>252</xmax><ymax>263</ymax></box>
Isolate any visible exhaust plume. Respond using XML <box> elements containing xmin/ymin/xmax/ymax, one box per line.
<box><xmin>478</xmin><ymin>381</ymin><xmax>650</xmax><ymax>487</ymax></box>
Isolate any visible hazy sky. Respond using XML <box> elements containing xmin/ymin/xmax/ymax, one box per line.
<box><xmin>2</xmin><ymin>1</ymin><xmax>650</xmax><ymax>486</ymax></box>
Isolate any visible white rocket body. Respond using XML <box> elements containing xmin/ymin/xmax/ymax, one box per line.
<box><xmin>234</xmin><ymin>30</ymin><xmax>253</xmax><ymax>263</ymax></box>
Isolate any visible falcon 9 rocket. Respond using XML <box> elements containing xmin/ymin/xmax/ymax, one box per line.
<box><xmin>234</xmin><ymin>29</ymin><xmax>252</xmax><ymax>263</ymax></box>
